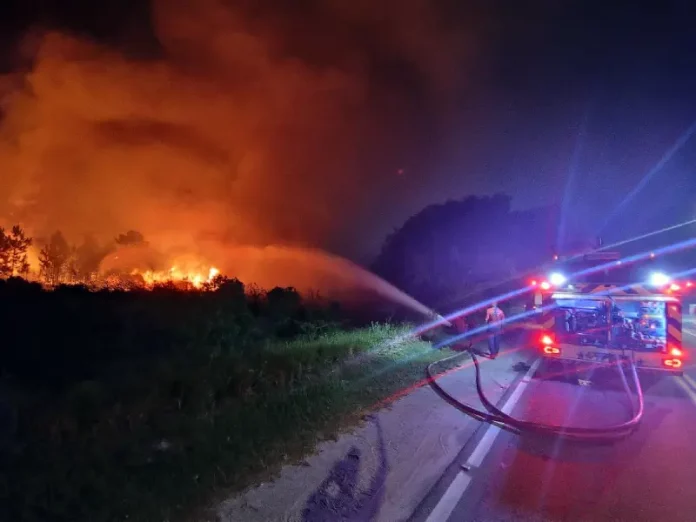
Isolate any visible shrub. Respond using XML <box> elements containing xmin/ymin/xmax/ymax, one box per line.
<box><xmin>0</xmin><ymin>277</ymin><xmax>438</xmax><ymax>522</ymax></box>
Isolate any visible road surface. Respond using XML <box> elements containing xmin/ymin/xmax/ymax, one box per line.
<box><xmin>414</xmin><ymin>324</ymin><xmax>696</xmax><ymax>522</ymax></box>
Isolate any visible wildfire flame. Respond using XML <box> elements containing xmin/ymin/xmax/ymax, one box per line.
<box><xmin>131</xmin><ymin>266</ymin><xmax>220</xmax><ymax>289</ymax></box>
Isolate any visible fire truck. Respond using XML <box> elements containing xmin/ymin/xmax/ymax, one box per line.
<box><xmin>528</xmin><ymin>250</ymin><xmax>689</xmax><ymax>376</ymax></box>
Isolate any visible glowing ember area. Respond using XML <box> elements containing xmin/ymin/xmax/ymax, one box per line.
<box><xmin>132</xmin><ymin>266</ymin><xmax>220</xmax><ymax>288</ymax></box>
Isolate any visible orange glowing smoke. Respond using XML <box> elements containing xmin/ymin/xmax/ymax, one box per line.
<box><xmin>0</xmin><ymin>0</ymin><xmax>471</xmax><ymax>260</ymax></box>
<box><xmin>0</xmin><ymin>0</ymin><xmax>474</xmax><ymax>317</ymax></box>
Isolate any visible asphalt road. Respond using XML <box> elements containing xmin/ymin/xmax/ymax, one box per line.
<box><xmin>420</xmin><ymin>326</ymin><xmax>696</xmax><ymax>522</ymax></box>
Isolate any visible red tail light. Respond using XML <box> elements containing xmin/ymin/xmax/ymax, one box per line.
<box><xmin>664</xmin><ymin>358</ymin><xmax>683</xmax><ymax>369</ymax></box>
<box><xmin>540</xmin><ymin>281</ymin><xmax>551</xmax><ymax>290</ymax></box>
<box><xmin>541</xmin><ymin>334</ymin><xmax>560</xmax><ymax>354</ymax></box>
<box><xmin>664</xmin><ymin>344</ymin><xmax>684</xmax><ymax>369</ymax></box>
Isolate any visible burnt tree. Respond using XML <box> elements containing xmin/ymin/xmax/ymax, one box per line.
<box><xmin>39</xmin><ymin>231</ymin><xmax>71</xmax><ymax>285</ymax></box>
<box><xmin>0</xmin><ymin>225</ymin><xmax>32</xmax><ymax>277</ymax></box>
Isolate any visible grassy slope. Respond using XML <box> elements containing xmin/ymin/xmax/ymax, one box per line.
<box><xmin>6</xmin><ymin>324</ymin><xmax>460</xmax><ymax>522</ymax></box>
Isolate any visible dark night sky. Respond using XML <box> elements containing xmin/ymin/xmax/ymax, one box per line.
<box><xmin>2</xmin><ymin>0</ymin><xmax>696</xmax><ymax>264</ymax></box>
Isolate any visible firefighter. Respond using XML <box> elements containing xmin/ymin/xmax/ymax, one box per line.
<box><xmin>485</xmin><ymin>301</ymin><xmax>505</xmax><ymax>359</ymax></box>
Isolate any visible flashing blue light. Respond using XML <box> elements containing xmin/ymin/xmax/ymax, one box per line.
<box><xmin>549</xmin><ymin>272</ymin><xmax>567</xmax><ymax>286</ymax></box>
<box><xmin>649</xmin><ymin>272</ymin><xmax>670</xmax><ymax>287</ymax></box>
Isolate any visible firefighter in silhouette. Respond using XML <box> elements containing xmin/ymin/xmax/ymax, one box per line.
<box><xmin>485</xmin><ymin>301</ymin><xmax>505</xmax><ymax>359</ymax></box>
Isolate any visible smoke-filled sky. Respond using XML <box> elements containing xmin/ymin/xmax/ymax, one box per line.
<box><xmin>1</xmin><ymin>0</ymin><xmax>696</xmax><ymax>264</ymax></box>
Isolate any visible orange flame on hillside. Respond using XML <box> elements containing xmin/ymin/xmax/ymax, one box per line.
<box><xmin>132</xmin><ymin>265</ymin><xmax>220</xmax><ymax>289</ymax></box>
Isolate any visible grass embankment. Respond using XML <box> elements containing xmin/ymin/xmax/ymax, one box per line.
<box><xmin>4</xmin><ymin>320</ymin><xmax>459</xmax><ymax>522</ymax></box>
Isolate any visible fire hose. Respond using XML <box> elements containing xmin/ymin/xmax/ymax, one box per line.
<box><xmin>426</xmin><ymin>343</ymin><xmax>645</xmax><ymax>443</ymax></box>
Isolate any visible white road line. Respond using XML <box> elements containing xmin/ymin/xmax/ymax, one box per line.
<box><xmin>683</xmin><ymin>374</ymin><xmax>696</xmax><ymax>392</ymax></box>
<box><xmin>425</xmin><ymin>357</ymin><xmax>541</xmax><ymax>522</ymax></box>
<box><xmin>424</xmin><ymin>471</ymin><xmax>472</xmax><ymax>522</ymax></box>
<box><xmin>676</xmin><ymin>377</ymin><xmax>696</xmax><ymax>405</ymax></box>
<box><xmin>466</xmin><ymin>358</ymin><xmax>541</xmax><ymax>468</ymax></box>
<box><xmin>683</xmin><ymin>327</ymin><xmax>696</xmax><ymax>338</ymax></box>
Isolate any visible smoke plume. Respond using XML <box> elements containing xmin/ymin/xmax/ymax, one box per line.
<box><xmin>0</xmin><ymin>0</ymin><xmax>473</xmax><ymax>289</ymax></box>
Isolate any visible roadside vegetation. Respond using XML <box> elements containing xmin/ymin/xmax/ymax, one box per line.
<box><xmin>0</xmin><ymin>277</ymin><xmax>456</xmax><ymax>522</ymax></box>
<box><xmin>0</xmin><ymin>194</ymin><xmax>561</xmax><ymax>522</ymax></box>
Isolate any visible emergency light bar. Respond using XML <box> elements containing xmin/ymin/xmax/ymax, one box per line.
<box><xmin>649</xmin><ymin>272</ymin><xmax>670</xmax><ymax>287</ymax></box>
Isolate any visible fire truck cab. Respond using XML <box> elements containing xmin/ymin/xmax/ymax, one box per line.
<box><xmin>529</xmin><ymin>251</ymin><xmax>689</xmax><ymax>376</ymax></box>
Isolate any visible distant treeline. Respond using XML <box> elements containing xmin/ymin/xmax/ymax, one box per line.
<box><xmin>372</xmin><ymin>194</ymin><xmax>591</xmax><ymax>307</ymax></box>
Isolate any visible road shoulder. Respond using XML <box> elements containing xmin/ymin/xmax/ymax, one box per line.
<box><xmin>215</xmin><ymin>343</ymin><xmax>534</xmax><ymax>522</ymax></box>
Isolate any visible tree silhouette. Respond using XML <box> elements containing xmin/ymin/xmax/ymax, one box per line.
<box><xmin>39</xmin><ymin>231</ymin><xmax>71</xmax><ymax>285</ymax></box>
<box><xmin>0</xmin><ymin>230</ymin><xmax>9</xmax><ymax>278</ymax></box>
<box><xmin>0</xmin><ymin>225</ymin><xmax>33</xmax><ymax>277</ymax></box>
<box><xmin>372</xmin><ymin>194</ymin><xmax>561</xmax><ymax>306</ymax></box>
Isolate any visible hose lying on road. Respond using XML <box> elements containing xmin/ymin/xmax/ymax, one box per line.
<box><xmin>426</xmin><ymin>349</ymin><xmax>644</xmax><ymax>443</ymax></box>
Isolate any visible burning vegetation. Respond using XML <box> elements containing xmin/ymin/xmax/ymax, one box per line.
<box><xmin>131</xmin><ymin>266</ymin><xmax>220</xmax><ymax>289</ymax></box>
<box><xmin>0</xmin><ymin>223</ymin><xmax>440</xmax><ymax>320</ymax></box>
<box><xmin>0</xmin><ymin>224</ymin><xmax>224</xmax><ymax>290</ymax></box>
